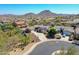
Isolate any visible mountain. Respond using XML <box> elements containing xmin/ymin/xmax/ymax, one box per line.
<box><xmin>22</xmin><ymin>13</ymin><xmax>38</xmax><ymax>20</ymax></box>
<box><xmin>38</xmin><ymin>10</ymin><xmax>57</xmax><ymax>18</ymax></box>
<box><xmin>0</xmin><ymin>10</ymin><xmax>79</xmax><ymax>22</ymax></box>
<box><xmin>38</xmin><ymin>10</ymin><xmax>56</xmax><ymax>15</ymax></box>
<box><xmin>24</xmin><ymin>13</ymin><xmax>36</xmax><ymax>16</ymax></box>
<box><xmin>37</xmin><ymin>10</ymin><xmax>73</xmax><ymax>19</ymax></box>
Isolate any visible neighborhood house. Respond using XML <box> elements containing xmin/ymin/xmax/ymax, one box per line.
<box><xmin>13</xmin><ymin>20</ymin><xmax>28</xmax><ymax>28</ymax></box>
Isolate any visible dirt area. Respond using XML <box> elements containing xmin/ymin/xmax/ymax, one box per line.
<box><xmin>9</xmin><ymin>42</ymin><xmax>36</xmax><ymax>55</ymax></box>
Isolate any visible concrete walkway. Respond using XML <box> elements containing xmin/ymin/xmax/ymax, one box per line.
<box><xmin>31</xmin><ymin>31</ymin><xmax>47</xmax><ymax>41</ymax></box>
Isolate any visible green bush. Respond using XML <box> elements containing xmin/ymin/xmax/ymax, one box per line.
<box><xmin>49</xmin><ymin>27</ymin><xmax>57</xmax><ymax>33</ymax></box>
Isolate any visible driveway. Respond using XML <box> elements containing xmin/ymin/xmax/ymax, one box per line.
<box><xmin>31</xmin><ymin>31</ymin><xmax>47</xmax><ymax>41</ymax></box>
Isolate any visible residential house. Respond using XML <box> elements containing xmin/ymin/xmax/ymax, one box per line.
<box><xmin>13</xmin><ymin>20</ymin><xmax>28</xmax><ymax>28</ymax></box>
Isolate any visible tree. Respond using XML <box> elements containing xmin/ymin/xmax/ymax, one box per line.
<box><xmin>48</xmin><ymin>25</ymin><xmax>57</xmax><ymax>38</ymax></box>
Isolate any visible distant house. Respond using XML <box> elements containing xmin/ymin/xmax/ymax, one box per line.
<box><xmin>13</xmin><ymin>20</ymin><xmax>28</xmax><ymax>28</ymax></box>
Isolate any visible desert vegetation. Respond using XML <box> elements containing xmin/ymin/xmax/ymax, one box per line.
<box><xmin>0</xmin><ymin>22</ymin><xmax>31</xmax><ymax>54</ymax></box>
<box><xmin>54</xmin><ymin>45</ymin><xmax>77</xmax><ymax>55</ymax></box>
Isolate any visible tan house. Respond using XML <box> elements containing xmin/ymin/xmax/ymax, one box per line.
<box><xmin>13</xmin><ymin>20</ymin><xmax>28</xmax><ymax>28</ymax></box>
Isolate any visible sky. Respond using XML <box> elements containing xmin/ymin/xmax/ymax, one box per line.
<box><xmin>0</xmin><ymin>4</ymin><xmax>79</xmax><ymax>15</ymax></box>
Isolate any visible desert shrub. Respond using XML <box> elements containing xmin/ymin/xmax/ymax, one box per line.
<box><xmin>55</xmin><ymin>45</ymin><xmax>77</xmax><ymax>55</ymax></box>
<box><xmin>55</xmin><ymin>33</ymin><xmax>61</xmax><ymax>39</ymax></box>
<box><xmin>66</xmin><ymin>46</ymin><xmax>77</xmax><ymax>55</ymax></box>
<box><xmin>29</xmin><ymin>20</ymin><xmax>38</xmax><ymax>26</ymax></box>
<box><xmin>18</xmin><ymin>33</ymin><xmax>31</xmax><ymax>45</ymax></box>
<box><xmin>1</xmin><ymin>23</ymin><xmax>15</xmax><ymax>31</ymax></box>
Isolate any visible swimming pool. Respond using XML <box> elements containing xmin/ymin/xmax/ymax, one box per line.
<box><xmin>63</xmin><ymin>31</ymin><xmax>72</xmax><ymax>36</ymax></box>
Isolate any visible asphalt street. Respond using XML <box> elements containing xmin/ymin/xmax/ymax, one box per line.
<box><xmin>29</xmin><ymin>41</ymin><xmax>79</xmax><ymax>55</ymax></box>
